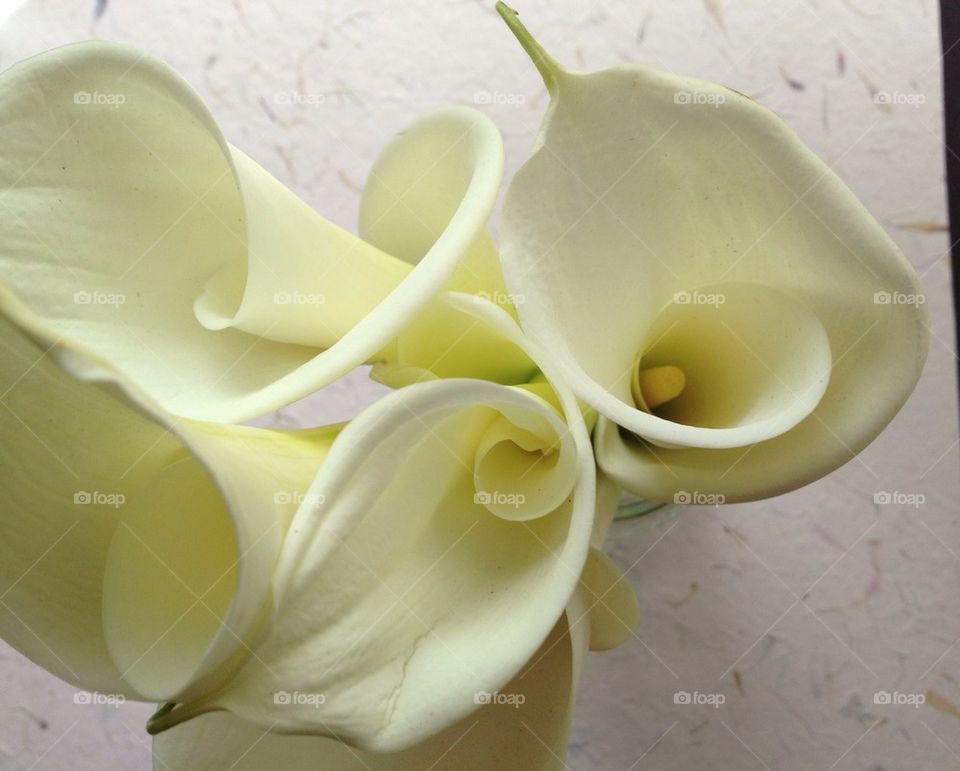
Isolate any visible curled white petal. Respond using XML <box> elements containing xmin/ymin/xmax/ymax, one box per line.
<box><xmin>151</xmin><ymin>610</ymin><xmax>581</xmax><ymax>770</ymax></box>
<box><xmin>0</xmin><ymin>298</ymin><xmax>337</xmax><ymax>702</ymax></box>
<box><xmin>496</xmin><ymin>9</ymin><xmax>927</xmax><ymax>498</ymax></box>
<box><xmin>0</xmin><ymin>42</ymin><xmax>503</xmax><ymax>421</ymax></box>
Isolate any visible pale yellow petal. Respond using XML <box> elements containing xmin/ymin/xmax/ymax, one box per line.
<box><xmin>0</xmin><ymin>299</ymin><xmax>337</xmax><ymax>701</ymax></box>
<box><xmin>496</xmin><ymin>7</ymin><xmax>927</xmax><ymax>500</ymax></box>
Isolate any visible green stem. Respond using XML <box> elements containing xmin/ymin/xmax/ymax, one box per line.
<box><xmin>147</xmin><ymin>700</ymin><xmax>217</xmax><ymax>735</ymax></box>
<box><xmin>614</xmin><ymin>498</ymin><xmax>667</xmax><ymax>520</ymax></box>
<box><xmin>495</xmin><ymin>2</ymin><xmax>562</xmax><ymax>96</ymax></box>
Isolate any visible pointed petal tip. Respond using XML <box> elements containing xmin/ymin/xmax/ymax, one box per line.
<box><xmin>494</xmin><ymin>2</ymin><xmax>564</xmax><ymax>95</ymax></box>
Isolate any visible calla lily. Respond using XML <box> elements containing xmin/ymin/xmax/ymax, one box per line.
<box><xmin>359</xmin><ymin>134</ymin><xmax>536</xmax><ymax>387</ymax></box>
<box><xmin>150</xmin><ymin>470</ymin><xmax>635</xmax><ymax>771</ymax></box>
<box><xmin>144</xmin><ymin>299</ymin><xmax>613</xmax><ymax>753</ymax></box>
<box><xmin>2</xmin><ymin>270</ymin><xmax>634</xmax><ymax>759</ymax></box>
<box><xmin>495</xmin><ymin>4</ymin><xmax>928</xmax><ymax>502</ymax></box>
<box><xmin>0</xmin><ymin>296</ymin><xmax>340</xmax><ymax>704</ymax></box>
<box><xmin>0</xmin><ymin>41</ymin><xmax>530</xmax><ymax>424</ymax></box>
<box><xmin>152</xmin><ymin>610</ymin><xmax>582</xmax><ymax>771</ymax></box>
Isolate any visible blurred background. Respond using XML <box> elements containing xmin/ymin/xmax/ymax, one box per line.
<box><xmin>0</xmin><ymin>1</ymin><xmax>956</xmax><ymax>768</ymax></box>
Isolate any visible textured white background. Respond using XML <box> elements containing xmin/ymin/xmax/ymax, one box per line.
<box><xmin>0</xmin><ymin>1</ymin><xmax>957</xmax><ymax>769</ymax></box>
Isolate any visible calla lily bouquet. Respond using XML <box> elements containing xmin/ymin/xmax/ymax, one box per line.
<box><xmin>0</xmin><ymin>4</ymin><xmax>927</xmax><ymax>769</ymax></box>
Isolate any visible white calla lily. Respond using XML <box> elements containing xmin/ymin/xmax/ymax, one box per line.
<box><xmin>0</xmin><ymin>41</ymin><xmax>515</xmax><ymax>423</ymax></box>
<box><xmin>152</xmin><ymin>475</ymin><xmax>636</xmax><ymax>771</ymax></box>
<box><xmin>151</xmin><ymin>610</ymin><xmax>581</xmax><ymax>771</ymax></box>
<box><xmin>147</xmin><ymin>301</ymin><xmax>598</xmax><ymax>753</ymax></box>
<box><xmin>495</xmin><ymin>4</ymin><xmax>927</xmax><ymax>501</ymax></box>
<box><xmin>2</xmin><ymin>281</ymin><xmax>614</xmax><ymax>757</ymax></box>
<box><xmin>150</xmin><ymin>469</ymin><xmax>629</xmax><ymax>771</ymax></box>
<box><xmin>0</xmin><ymin>297</ymin><xmax>339</xmax><ymax>704</ymax></box>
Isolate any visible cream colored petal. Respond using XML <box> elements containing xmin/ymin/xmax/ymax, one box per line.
<box><xmin>621</xmin><ymin>283</ymin><xmax>832</xmax><ymax>449</ymax></box>
<box><xmin>496</xmin><ymin>6</ymin><xmax>927</xmax><ymax>483</ymax></box>
<box><xmin>384</xmin><ymin>293</ymin><xmax>537</xmax><ymax>385</ymax></box>
<box><xmin>579</xmin><ymin>548</ymin><xmax>640</xmax><ymax>652</ymax></box>
<box><xmin>104</xmin><ymin>420</ymin><xmax>340</xmax><ymax>703</ymax></box>
<box><xmin>472</xmin><ymin>405</ymin><xmax>578</xmax><ymax>521</ymax></box>
<box><xmin>193</xmin><ymin>146</ymin><xmax>410</xmax><ymax>348</ymax></box>
<box><xmin>564</xmin><ymin>475</ymin><xmax>639</xmax><ymax>654</ymax></box>
<box><xmin>200</xmin><ymin>105</ymin><xmax>508</xmax><ymax>377</ymax></box>
<box><xmin>151</xmin><ymin>376</ymin><xmax>594</xmax><ymax>753</ymax></box>
<box><xmin>361</xmin><ymin>130</ymin><xmax>535</xmax><ymax>384</ymax></box>
<box><xmin>596</xmin><ymin>399</ymin><xmax>894</xmax><ymax>504</ymax></box>
<box><xmin>0</xmin><ymin>299</ymin><xmax>337</xmax><ymax>702</ymax></box>
<box><xmin>152</xmin><ymin>611</ymin><xmax>579</xmax><ymax>771</ymax></box>
<box><xmin>0</xmin><ymin>43</ymin><xmax>502</xmax><ymax>422</ymax></box>
<box><xmin>592</xmin><ymin>472</ymin><xmax>621</xmax><ymax>547</ymax></box>
<box><xmin>368</xmin><ymin>361</ymin><xmax>440</xmax><ymax>388</ymax></box>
